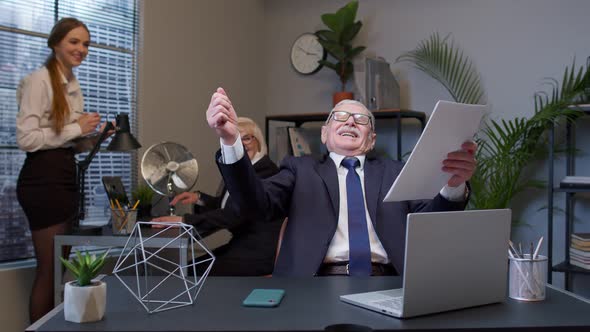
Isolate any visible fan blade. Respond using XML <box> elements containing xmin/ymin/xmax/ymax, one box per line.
<box><xmin>171</xmin><ymin>173</ymin><xmax>188</xmax><ymax>189</ymax></box>
<box><xmin>174</xmin><ymin>159</ymin><xmax>199</xmax><ymax>189</ymax></box>
<box><xmin>151</xmin><ymin>171</ymin><xmax>171</xmax><ymax>195</ymax></box>
<box><xmin>147</xmin><ymin>166</ymin><xmax>167</xmax><ymax>187</ymax></box>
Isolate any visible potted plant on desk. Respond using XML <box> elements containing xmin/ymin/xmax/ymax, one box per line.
<box><xmin>60</xmin><ymin>250</ymin><xmax>110</xmax><ymax>323</ymax></box>
<box><xmin>316</xmin><ymin>0</ymin><xmax>366</xmax><ymax>106</ymax></box>
<box><xmin>132</xmin><ymin>184</ymin><xmax>154</xmax><ymax>219</ymax></box>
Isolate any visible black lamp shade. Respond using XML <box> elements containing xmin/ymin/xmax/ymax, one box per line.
<box><xmin>107</xmin><ymin>114</ymin><xmax>141</xmax><ymax>151</ymax></box>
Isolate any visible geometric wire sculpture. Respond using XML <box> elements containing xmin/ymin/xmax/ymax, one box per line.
<box><xmin>112</xmin><ymin>221</ymin><xmax>215</xmax><ymax>313</ymax></box>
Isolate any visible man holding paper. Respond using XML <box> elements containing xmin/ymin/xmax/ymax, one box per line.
<box><xmin>207</xmin><ymin>87</ymin><xmax>477</xmax><ymax>277</ymax></box>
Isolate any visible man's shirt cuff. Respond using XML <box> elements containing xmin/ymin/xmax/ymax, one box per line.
<box><xmin>220</xmin><ymin>134</ymin><xmax>244</xmax><ymax>164</ymax></box>
<box><xmin>440</xmin><ymin>183</ymin><xmax>467</xmax><ymax>202</ymax></box>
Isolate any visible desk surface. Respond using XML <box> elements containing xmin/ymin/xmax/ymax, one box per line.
<box><xmin>31</xmin><ymin>276</ymin><xmax>590</xmax><ymax>332</ymax></box>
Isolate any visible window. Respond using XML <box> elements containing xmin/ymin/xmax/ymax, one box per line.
<box><xmin>0</xmin><ymin>0</ymin><xmax>139</xmax><ymax>262</ymax></box>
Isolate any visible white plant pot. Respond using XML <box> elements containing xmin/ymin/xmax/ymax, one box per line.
<box><xmin>64</xmin><ymin>280</ymin><xmax>107</xmax><ymax>323</ymax></box>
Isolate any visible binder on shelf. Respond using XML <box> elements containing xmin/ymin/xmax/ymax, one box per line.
<box><xmin>287</xmin><ymin>127</ymin><xmax>326</xmax><ymax>158</ymax></box>
<box><xmin>271</xmin><ymin>126</ymin><xmax>292</xmax><ymax>164</ymax></box>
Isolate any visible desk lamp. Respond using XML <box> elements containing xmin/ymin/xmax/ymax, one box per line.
<box><xmin>74</xmin><ymin>114</ymin><xmax>141</xmax><ymax>233</ymax></box>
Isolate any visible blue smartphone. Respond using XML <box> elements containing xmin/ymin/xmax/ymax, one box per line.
<box><xmin>242</xmin><ymin>289</ymin><xmax>285</xmax><ymax>307</ymax></box>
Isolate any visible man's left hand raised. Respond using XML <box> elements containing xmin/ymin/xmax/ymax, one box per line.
<box><xmin>443</xmin><ymin>141</ymin><xmax>477</xmax><ymax>187</ymax></box>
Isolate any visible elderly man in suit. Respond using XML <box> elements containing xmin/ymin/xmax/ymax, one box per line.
<box><xmin>206</xmin><ymin>87</ymin><xmax>476</xmax><ymax>277</ymax></box>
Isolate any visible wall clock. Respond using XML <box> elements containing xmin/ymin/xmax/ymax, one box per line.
<box><xmin>290</xmin><ymin>33</ymin><xmax>326</xmax><ymax>75</ymax></box>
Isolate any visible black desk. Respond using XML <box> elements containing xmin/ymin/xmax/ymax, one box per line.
<box><xmin>28</xmin><ymin>276</ymin><xmax>590</xmax><ymax>332</ymax></box>
<box><xmin>266</xmin><ymin>109</ymin><xmax>426</xmax><ymax>161</ymax></box>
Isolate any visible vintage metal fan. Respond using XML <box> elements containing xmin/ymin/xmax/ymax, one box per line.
<box><xmin>141</xmin><ymin>142</ymin><xmax>198</xmax><ymax>215</ymax></box>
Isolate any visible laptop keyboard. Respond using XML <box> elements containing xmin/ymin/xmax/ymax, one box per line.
<box><xmin>371</xmin><ymin>296</ymin><xmax>403</xmax><ymax>311</ymax></box>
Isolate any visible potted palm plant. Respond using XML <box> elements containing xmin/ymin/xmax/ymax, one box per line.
<box><xmin>316</xmin><ymin>0</ymin><xmax>366</xmax><ymax>106</ymax></box>
<box><xmin>60</xmin><ymin>250</ymin><xmax>110</xmax><ymax>323</ymax></box>
<box><xmin>397</xmin><ymin>33</ymin><xmax>590</xmax><ymax>220</ymax></box>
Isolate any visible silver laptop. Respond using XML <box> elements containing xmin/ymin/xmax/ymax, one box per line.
<box><xmin>340</xmin><ymin>209</ymin><xmax>511</xmax><ymax>318</ymax></box>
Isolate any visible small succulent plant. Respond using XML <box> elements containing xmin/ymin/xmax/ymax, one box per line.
<box><xmin>60</xmin><ymin>250</ymin><xmax>110</xmax><ymax>286</ymax></box>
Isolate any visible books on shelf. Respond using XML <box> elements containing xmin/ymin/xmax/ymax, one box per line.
<box><xmin>570</xmin><ymin>258</ymin><xmax>590</xmax><ymax>270</ymax></box>
<box><xmin>572</xmin><ymin>233</ymin><xmax>590</xmax><ymax>242</ymax></box>
<box><xmin>569</xmin><ymin>232</ymin><xmax>590</xmax><ymax>270</ymax></box>
<box><xmin>571</xmin><ymin>233</ymin><xmax>590</xmax><ymax>249</ymax></box>
<box><xmin>571</xmin><ymin>241</ymin><xmax>590</xmax><ymax>251</ymax></box>
<box><xmin>560</xmin><ymin>176</ymin><xmax>590</xmax><ymax>189</ymax></box>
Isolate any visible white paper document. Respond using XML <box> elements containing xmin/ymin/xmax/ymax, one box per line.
<box><xmin>384</xmin><ymin>100</ymin><xmax>487</xmax><ymax>202</ymax></box>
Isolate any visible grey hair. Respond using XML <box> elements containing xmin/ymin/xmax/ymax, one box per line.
<box><xmin>237</xmin><ymin>117</ymin><xmax>267</xmax><ymax>155</ymax></box>
<box><xmin>325</xmin><ymin>99</ymin><xmax>375</xmax><ymax>130</ymax></box>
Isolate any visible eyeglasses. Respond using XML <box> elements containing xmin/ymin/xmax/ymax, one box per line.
<box><xmin>242</xmin><ymin>135</ymin><xmax>257</xmax><ymax>144</ymax></box>
<box><xmin>329</xmin><ymin>110</ymin><xmax>372</xmax><ymax>127</ymax></box>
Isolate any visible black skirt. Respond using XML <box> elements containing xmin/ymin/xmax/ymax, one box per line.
<box><xmin>17</xmin><ymin>148</ymin><xmax>79</xmax><ymax>231</ymax></box>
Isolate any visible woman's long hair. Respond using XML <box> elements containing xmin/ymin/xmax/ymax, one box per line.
<box><xmin>45</xmin><ymin>17</ymin><xmax>89</xmax><ymax>134</ymax></box>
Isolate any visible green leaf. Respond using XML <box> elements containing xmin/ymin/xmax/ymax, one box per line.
<box><xmin>318</xmin><ymin>60</ymin><xmax>338</xmax><ymax>70</ymax></box>
<box><xmin>340</xmin><ymin>21</ymin><xmax>362</xmax><ymax>44</ymax></box>
<box><xmin>396</xmin><ymin>32</ymin><xmax>486</xmax><ymax>105</ymax></box>
<box><xmin>321</xmin><ymin>13</ymin><xmax>342</xmax><ymax>34</ymax></box>
<box><xmin>346</xmin><ymin>46</ymin><xmax>366</xmax><ymax>61</ymax></box>
<box><xmin>339</xmin><ymin>0</ymin><xmax>358</xmax><ymax>26</ymax></box>
<box><xmin>318</xmin><ymin>40</ymin><xmax>346</xmax><ymax>59</ymax></box>
<box><xmin>59</xmin><ymin>257</ymin><xmax>80</xmax><ymax>277</ymax></box>
<box><xmin>315</xmin><ymin>30</ymin><xmax>338</xmax><ymax>43</ymax></box>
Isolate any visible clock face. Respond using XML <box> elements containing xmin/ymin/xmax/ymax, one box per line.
<box><xmin>290</xmin><ymin>33</ymin><xmax>326</xmax><ymax>75</ymax></box>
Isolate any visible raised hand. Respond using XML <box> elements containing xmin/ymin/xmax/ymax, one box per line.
<box><xmin>206</xmin><ymin>87</ymin><xmax>239</xmax><ymax>145</ymax></box>
<box><xmin>77</xmin><ymin>112</ymin><xmax>101</xmax><ymax>135</ymax></box>
<box><xmin>170</xmin><ymin>191</ymin><xmax>199</xmax><ymax>206</ymax></box>
<box><xmin>443</xmin><ymin>141</ymin><xmax>477</xmax><ymax>187</ymax></box>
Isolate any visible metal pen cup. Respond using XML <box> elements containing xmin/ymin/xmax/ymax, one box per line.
<box><xmin>508</xmin><ymin>254</ymin><xmax>547</xmax><ymax>301</ymax></box>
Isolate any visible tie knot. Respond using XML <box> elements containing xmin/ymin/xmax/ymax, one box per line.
<box><xmin>342</xmin><ymin>157</ymin><xmax>360</xmax><ymax>170</ymax></box>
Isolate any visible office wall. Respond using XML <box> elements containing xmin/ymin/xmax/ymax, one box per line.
<box><xmin>262</xmin><ymin>0</ymin><xmax>590</xmax><ymax>294</ymax></box>
<box><xmin>0</xmin><ymin>265</ymin><xmax>35</xmax><ymax>332</ymax></box>
<box><xmin>138</xmin><ymin>0</ymin><xmax>266</xmax><ymax>198</ymax></box>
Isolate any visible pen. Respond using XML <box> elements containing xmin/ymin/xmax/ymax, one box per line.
<box><xmin>530</xmin><ymin>242</ymin><xmax>534</xmax><ymax>259</ymax></box>
<box><xmin>508</xmin><ymin>241</ymin><xmax>520</xmax><ymax>258</ymax></box>
<box><xmin>533</xmin><ymin>236</ymin><xmax>544</xmax><ymax>259</ymax></box>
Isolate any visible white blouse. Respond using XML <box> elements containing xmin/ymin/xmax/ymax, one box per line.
<box><xmin>16</xmin><ymin>66</ymin><xmax>83</xmax><ymax>152</ymax></box>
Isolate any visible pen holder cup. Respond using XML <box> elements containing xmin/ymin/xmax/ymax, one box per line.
<box><xmin>111</xmin><ymin>208</ymin><xmax>137</xmax><ymax>235</ymax></box>
<box><xmin>508</xmin><ymin>254</ymin><xmax>547</xmax><ymax>301</ymax></box>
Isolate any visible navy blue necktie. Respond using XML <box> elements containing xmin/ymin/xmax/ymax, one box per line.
<box><xmin>341</xmin><ymin>157</ymin><xmax>372</xmax><ymax>276</ymax></box>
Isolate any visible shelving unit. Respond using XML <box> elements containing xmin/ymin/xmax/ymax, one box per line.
<box><xmin>547</xmin><ymin>105</ymin><xmax>590</xmax><ymax>290</ymax></box>
<box><xmin>265</xmin><ymin>109</ymin><xmax>426</xmax><ymax>161</ymax></box>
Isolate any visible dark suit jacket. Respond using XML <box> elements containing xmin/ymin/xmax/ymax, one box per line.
<box><xmin>184</xmin><ymin>154</ymin><xmax>282</xmax><ymax>276</ymax></box>
<box><xmin>217</xmin><ymin>152</ymin><xmax>467</xmax><ymax>277</ymax></box>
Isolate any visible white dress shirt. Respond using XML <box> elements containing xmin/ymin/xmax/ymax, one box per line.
<box><xmin>16</xmin><ymin>67</ymin><xmax>84</xmax><ymax>152</ymax></box>
<box><xmin>219</xmin><ymin>136</ymin><xmax>466</xmax><ymax>264</ymax></box>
